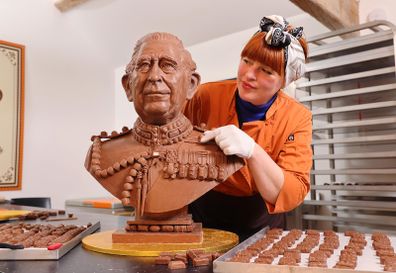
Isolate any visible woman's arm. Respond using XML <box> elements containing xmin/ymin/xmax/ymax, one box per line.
<box><xmin>201</xmin><ymin>110</ymin><xmax>312</xmax><ymax>213</ymax></box>
<box><xmin>247</xmin><ymin>144</ymin><xmax>284</xmax><ymax>205</ymax></box>
<box><xmin>259</xmin><ymin>111</ymin><xmax>312</xmax><ymax>213</ymax></box>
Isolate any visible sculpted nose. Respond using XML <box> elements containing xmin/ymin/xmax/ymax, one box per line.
<box><xmin>148</xmin><ymin>63</ymin><xmax>162</xmax><ymax>82</ymax></box>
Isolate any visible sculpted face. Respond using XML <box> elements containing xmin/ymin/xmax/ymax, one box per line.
<box><xmin>127</xmin><ymin>39</ymin><xmax>192</xmax><ymax>125</ymax></box>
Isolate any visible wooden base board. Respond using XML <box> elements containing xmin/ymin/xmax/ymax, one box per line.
<box><xmin>112</xmin><ymin>223</ymin><xmax>203</xmax><ymax>243</ymax></box>
<box><xmin>127</xmin><ymin>214</ymin><xmax>193</xmax><ymax>225</ymax></box>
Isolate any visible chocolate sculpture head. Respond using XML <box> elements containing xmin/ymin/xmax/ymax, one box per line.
<box><xmin>122</xmin><ymin>33</ymin><xmax>201</xmax><ymax>125</ymax></box>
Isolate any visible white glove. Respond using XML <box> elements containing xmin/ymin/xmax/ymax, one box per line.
<box><xmin>200</xmin><ymin>125</ymin><xmax>256</xmax><ymax>159</ymax></box>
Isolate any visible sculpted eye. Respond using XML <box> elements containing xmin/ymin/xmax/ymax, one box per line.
<box><xmin>136</xmin><ymin>61</ymin><xmax>151</xmax><ymax>72</ymax></box>
<box><xmin>160</xmin><ymin>61</ymin><xmax>177</xmax><ymax>73</ymax></box>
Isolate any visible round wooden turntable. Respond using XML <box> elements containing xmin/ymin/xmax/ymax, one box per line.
<box><xmin>82</xmin><ymin>228</ymin><xmax>238</xmax><ymax>256</ymax></box>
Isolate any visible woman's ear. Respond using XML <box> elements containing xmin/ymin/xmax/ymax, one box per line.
<box><xmin>122</xmin><ymin>74</ymin><xmax>134</xmax><ymax>102</ymax></box>
<box><xmin>186</xmin><ymin>72</ymin><xmax>201</xmax><ymax>100</ymax></box>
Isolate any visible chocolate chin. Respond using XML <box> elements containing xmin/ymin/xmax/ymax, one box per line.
<box><xmin>0</xmin><ymin>89</ymin><xmax>3</xmax><ymax>101</ymax></box>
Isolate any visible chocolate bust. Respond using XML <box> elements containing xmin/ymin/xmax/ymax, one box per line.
<box><xmin>84</xmin><ymin>33</ymin><xmax>243</xmax><ymax>241</ymax></box>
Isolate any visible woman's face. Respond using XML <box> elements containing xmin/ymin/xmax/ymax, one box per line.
<box><xmin>237</xmin><ymin>57</ymin><xmax>283</xmax><ymax>105</ymax></box>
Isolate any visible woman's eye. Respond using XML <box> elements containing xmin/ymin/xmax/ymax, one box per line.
<box><xmin>243</xmin><ymin>58</ymin><xmax>251</xmax><ymax>64</ymax></box>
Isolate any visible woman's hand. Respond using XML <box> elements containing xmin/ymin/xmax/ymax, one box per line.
<box><xmin>201</xmin><ymin>124</ymin><xmax>285</xmax><ymax>205</ymax></box>
<box><xmin>200</xmin><ymin>125</ymin><xmax>256</xmax><ymax>159</ymax></box>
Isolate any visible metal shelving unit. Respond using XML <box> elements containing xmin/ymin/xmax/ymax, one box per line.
<box><xmin>295</xmin><ymin>20</ymin><xmax>396</xmax><ymax>234</ymax></box>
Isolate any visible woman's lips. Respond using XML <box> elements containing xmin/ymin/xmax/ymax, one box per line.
<box><xmin>241</xmin><ymin>81</ymin><xmax>255</xmax><ymax>90</ymax></box>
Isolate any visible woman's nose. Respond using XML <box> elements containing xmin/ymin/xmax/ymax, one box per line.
<box><xmin>245</xmin><ymin>66</ymin><xmax>256</xmax><ymax>80</ymax></box>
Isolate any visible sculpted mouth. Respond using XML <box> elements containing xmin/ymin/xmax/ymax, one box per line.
<box><xmin>143</xmin><ymin>90</ymin><xmax>171</xmax><ymax>95</ymax></box>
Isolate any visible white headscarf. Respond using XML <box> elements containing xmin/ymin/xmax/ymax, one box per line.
<box><xmin>259</xmin><ymin>15</ymin><xmax>306</xmax><ymax>87</ymax></box>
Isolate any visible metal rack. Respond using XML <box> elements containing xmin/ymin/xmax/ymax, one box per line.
<box><xmin>295</xmin><ymin>20</ymin><xmax>396</xmax><ymax>234</ymax></box>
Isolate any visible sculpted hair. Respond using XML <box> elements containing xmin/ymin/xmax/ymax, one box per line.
<box><xmin>125</xmin><ymin>32</ymin><xmax>197</xmax><ymax>73</ymax></box>
<box><xmin>241</xmin><ymin>29</ymin><xmax>308</xmax><ymax>83</ymax></box>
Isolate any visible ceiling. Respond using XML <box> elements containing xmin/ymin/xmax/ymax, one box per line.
<box><xmin>64</xmin><ymin>0</ymin><xmax>304</xmax><ymax>67</ymax></box>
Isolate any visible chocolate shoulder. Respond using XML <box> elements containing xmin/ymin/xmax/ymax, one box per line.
<box><xmin>85</xmin><ymin>127</ymin><xmax>145</xmax><ymax>200</ymax></box>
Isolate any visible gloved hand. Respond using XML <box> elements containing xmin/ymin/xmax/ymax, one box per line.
<box><xmin>200</xmin><ymin>125</ymin><xmax>256</xmax><ymax>159</ymax></box>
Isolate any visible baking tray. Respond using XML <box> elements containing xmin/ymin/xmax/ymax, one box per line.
<box><xmin>0</xmin><ymin>221</ymin><xmax>100</xmax><ymax>260</ymax></box>
<box><xmin>213</xmin><ymin>227</ymin><xmax>396</xmax><ymax>273</ymax></box>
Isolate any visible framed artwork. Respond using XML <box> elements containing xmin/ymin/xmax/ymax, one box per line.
<box><xmin>0</xmin><ymin>40</ymin><xmax>25</xmax><ymax>190</ymax></box>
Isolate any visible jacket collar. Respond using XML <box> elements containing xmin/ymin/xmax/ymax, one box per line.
<box><xmin>132</xmin><ymin>114</ymin><xmax>193</xmax><ymax>146</ymax></box>
<box><xmin>227</xmin><ymin>82</ymin><xmax>286</xmax><ymax>124</ymax></box>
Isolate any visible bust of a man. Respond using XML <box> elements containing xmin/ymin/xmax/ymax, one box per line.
<box><xmin>85</xmin><ymin>33</ymin><xmax>243</xmax><ymax>224</ymax></box>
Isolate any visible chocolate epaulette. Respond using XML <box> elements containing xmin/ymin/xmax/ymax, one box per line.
<box><xmin>90</xmin><ymin>126</ymin><xmax>132</xmax><ymax>141</ymax></box>
<box><xmin>193</xmin><ymin>123</ymin><xmax>207</xmax><ymax>133</ymax></box>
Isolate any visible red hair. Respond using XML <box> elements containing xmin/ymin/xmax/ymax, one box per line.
<box><xmin>241</xmin><ymin>31</ymin><xmax>308</xmax><ymax>83</ymax></box>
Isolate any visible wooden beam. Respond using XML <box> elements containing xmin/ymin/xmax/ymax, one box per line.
<box><xmin>54</xmin><ymin>0</ymin><xmax>90</xmax><ymax>12</ymax></box>
<box><xmin>290</xmin><ymin>0</ymin><xmax>359</xmax><ymax>30</ymax></box>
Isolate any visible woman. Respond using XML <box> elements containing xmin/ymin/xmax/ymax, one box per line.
<box><xmin>183</xmin><ymin>15</ymin><xmax>312</xmax><ymax>241</ymax></box>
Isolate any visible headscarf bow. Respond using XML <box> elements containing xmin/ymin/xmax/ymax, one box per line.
<box><xmin>258</xmin><ymin>15</ymin><xmax>306</xmax><ymax>87</ymax></box>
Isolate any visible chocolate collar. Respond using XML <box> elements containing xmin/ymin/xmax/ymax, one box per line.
<box><xmin>132</xmin><ymin>114</ymin><xmax>193</xmax><ymax>146</ymax></box>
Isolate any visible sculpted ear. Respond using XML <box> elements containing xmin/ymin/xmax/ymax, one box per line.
<box><xmin>122</xmin><ymin>74</ymin><xmax>134</xmax><ymax>102</ymax></box>
<box><xmin>186</xmin><ymin>72</ymin><xmax>201</xmax><ymax>100</ymax></box>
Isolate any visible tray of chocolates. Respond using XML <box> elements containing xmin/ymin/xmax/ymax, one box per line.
<box><xmin>213</xmin><ymin>227</ymin><xmax>396</xmax><ymax>273</ymax></box>
<box><xmin>0</xmin><ymin>221</ymin><xmax>100</xmax><ymax>260</ymax></box>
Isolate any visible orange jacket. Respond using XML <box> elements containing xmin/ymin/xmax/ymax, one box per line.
<box><xmin>183</xmin><ymin>80</ymin><xmax>312</xmax><ymax>214</ymax></box>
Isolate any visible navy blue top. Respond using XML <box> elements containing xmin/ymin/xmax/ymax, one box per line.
<box><xmin>236</xmin><ymin>90</ymin><xmax>277</xmax><ymax>127</ymax></box>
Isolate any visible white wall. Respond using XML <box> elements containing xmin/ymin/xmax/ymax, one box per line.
<box><xmin>359</xmin><ymin>0</ymin><xmax>396</xmax><ymax>24</ymax></box>
<box><xmin>0</xmin><ymin>1</ymin><xmax>114</xmax><ymax>208</ymax></box>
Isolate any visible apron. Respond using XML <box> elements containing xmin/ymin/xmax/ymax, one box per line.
<box><xmin>188</xmin><ymin>190</ymin><xmax>285</xmax><ymax>242</ymax></box>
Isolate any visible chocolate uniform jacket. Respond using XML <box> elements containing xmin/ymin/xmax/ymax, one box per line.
<box><xmin>84</xmin><ymin>115</ymin><xmax>244</xmax><ymax>217</ymax></box>
<box><xmin>183</xmin><ymin>80</ymin><xmax>312</xmax><ymax>214</ymax></box>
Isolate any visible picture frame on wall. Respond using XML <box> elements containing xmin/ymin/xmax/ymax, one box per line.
<box><xmin>0</xmin><ymin>40</ymin><xmax>25</xmax><ymax>191</ymax></box>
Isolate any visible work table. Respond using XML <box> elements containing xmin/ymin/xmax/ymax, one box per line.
<box><xmin>0</xmin><ymin>204</ymin><xmax>212</xmax><ymax>273</ymax></box>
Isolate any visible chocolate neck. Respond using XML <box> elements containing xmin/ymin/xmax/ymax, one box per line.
<box><xmin>132</xmin><ymin>114</ymin><xmax>193</xmax><ymax>146</ymax></box>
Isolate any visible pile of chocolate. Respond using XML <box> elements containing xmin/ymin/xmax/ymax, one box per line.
<box><xmin>155</xmin><ymin>249</ymin><xmax>220</xmax><ymax>270</ymax></box>
<box><xmin>332</xmin><ymin>230</ymin><xmax>365</xmax><ymax>269</ymax></box>
<box><xmin>230</xmin><ymin>228</ymin><xmax>302</xmax><ymax>264</ymax></box>
<box><xmin>228</xmin><ymin>228</ymin><xmax>396</xmax><ymax>272</ymax></box>
<box><xmin>372</xmin><ymin>232</ymin><xmax>396</xmax><ymax>272</ymax></box>
<box><xmin>0</xmin><ymin>222</ymin><xmax>89</xmax><ymax>248</ymax></box>
<box><xmin>18</xmin><ymin>209</ymin><xmax>66</xmax><ymax>221</ymax></box>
